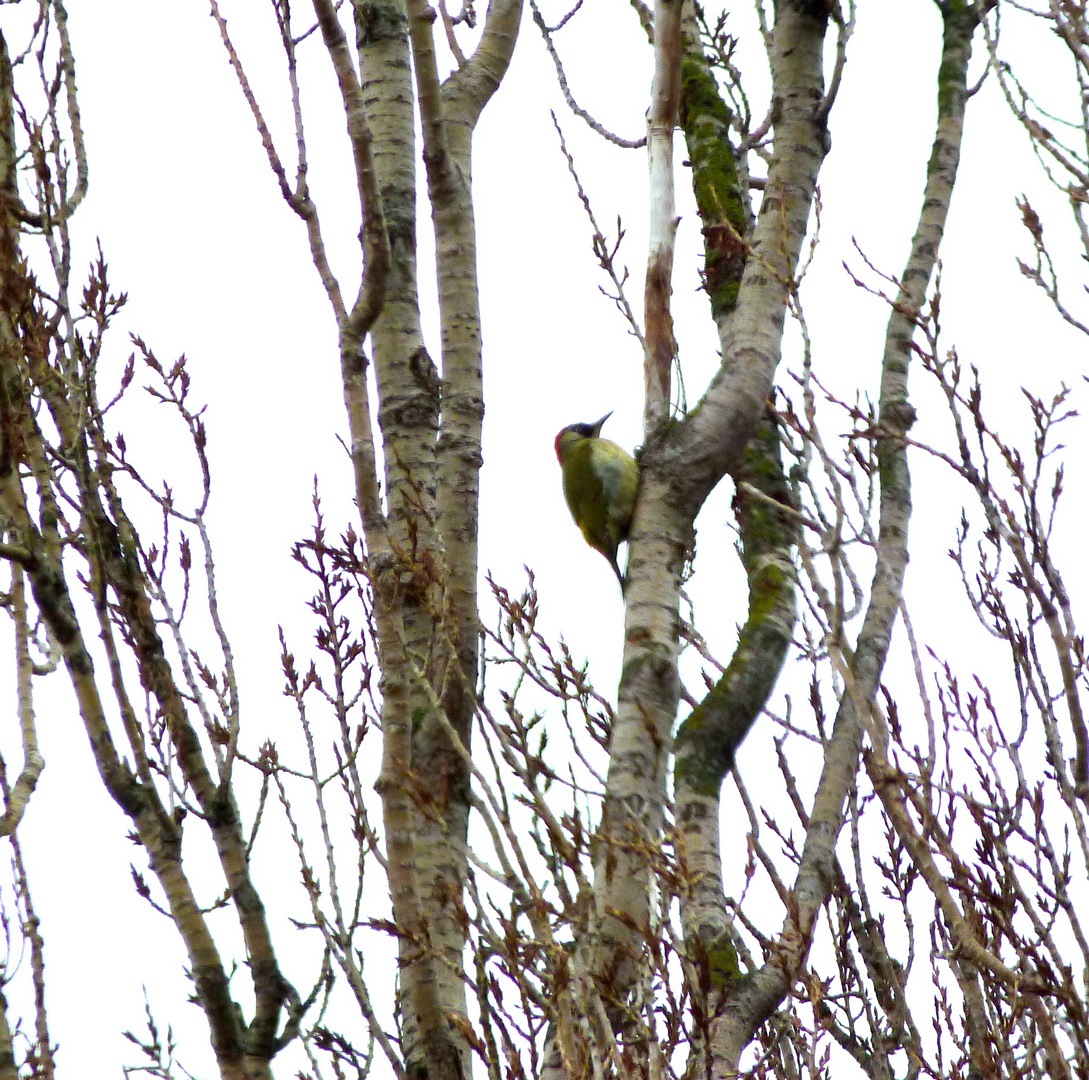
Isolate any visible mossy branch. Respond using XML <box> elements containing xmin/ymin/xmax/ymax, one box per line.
<box><xmin>720</xmin><ymin>2</ymin><xmax>990</xmax><ymax>1064</ymax></box>
<box><xmin>678</xmin><ymin>32</ymin><xmax>750</xmax><ymax>323</ymax></box>
<box><xmin>674</xmin><ymin>408</ymin><xmax>797</xmax><ymax>796</ymax></box>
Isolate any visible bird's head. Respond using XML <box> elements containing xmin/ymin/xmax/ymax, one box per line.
<box><xmin>554</xmin><ymin>412</ymin><xmax>613</xmax><ymax>462</ymax></box>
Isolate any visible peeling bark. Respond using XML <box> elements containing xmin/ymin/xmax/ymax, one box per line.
<box><xmin>644</xmin><ymin>0</ymin><xmax>682</xmax><ymax>427</ymax></box>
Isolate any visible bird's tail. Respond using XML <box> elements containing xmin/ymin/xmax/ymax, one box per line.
<box><xmin>610</xmin><ymin>556</ymin><xmax>626</xmax><ymax>594</ymax></box>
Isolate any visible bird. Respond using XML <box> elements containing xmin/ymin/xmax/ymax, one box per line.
<box><xmin>554</xmin><ymin>412</ymin><xmax>639</xmax><ymax>589</ymax></box>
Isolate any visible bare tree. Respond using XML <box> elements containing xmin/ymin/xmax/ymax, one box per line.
<box><xmin>0</xmin><ymin>0</ymin><xmax>1087</xmax><ymax>1078</ymax></box>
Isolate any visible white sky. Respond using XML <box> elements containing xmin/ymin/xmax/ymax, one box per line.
<box><xmin>2</xmin><ymin>1</ymin><xmax>1085</xmax><ymax>1075</ymax></box>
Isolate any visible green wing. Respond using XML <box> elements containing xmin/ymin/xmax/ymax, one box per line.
<box><xmin>562</xmin><ymin>441</ymin><xmax>611</xmax><ymax>555</ymax></box>
<box><xmin>590</xmin><ymin>439</ymin><xmax>638</xmax><ymax>550</ymax></box>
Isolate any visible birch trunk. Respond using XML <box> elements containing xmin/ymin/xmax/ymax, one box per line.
<box><xmin>706</xmin><ymin>4</ymin><xmax>990</xmax><ymax>1070</ymax></box>
<box><xmin>353</xmin><ymin>0</ymin><xmax>523</xmax><ymax>1075</ymax></box>
<box><xmin>593</xmin><ymin>0</ymin><xmax>831</xmax><ymax>1025</ymax></box>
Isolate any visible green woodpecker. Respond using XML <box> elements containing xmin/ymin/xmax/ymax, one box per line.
<box><xmin>554</xmin><ymin>412</ymin><xmax>638</xmax><ymax>589</ymax></box>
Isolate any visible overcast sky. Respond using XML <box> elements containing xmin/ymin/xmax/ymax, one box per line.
<box><xmin>3</xmin><ymin>2</ymin><xmax>1086</xmax><ymax>1075</ymax></box>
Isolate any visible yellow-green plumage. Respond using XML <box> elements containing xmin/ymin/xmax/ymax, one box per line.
<box><xmin>554</xmin><ymin>413</ymin><xmax>638</xmax><ymax>588</ymax></box>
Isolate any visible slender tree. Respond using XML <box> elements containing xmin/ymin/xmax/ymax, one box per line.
<box><xmin>0</xmin><ymin>1</ymin><xmax>1086</xmax><ymax>1078</ymax></box>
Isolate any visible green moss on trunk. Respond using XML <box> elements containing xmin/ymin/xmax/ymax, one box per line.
<box><xmin>679</xmin><ymin>53</ymin><xmax>749</xmax><ymax>321</ymax></box>
<box><xmin>674</xmin><ymin>409</ymin><xmax>797</xmax><ymax>795</ymax></box>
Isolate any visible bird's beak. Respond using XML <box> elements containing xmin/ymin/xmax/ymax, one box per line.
<box><xmin>591</xmin><ymin>411</ymin><xmax>613</xmax><ymax>436</ymax></box>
